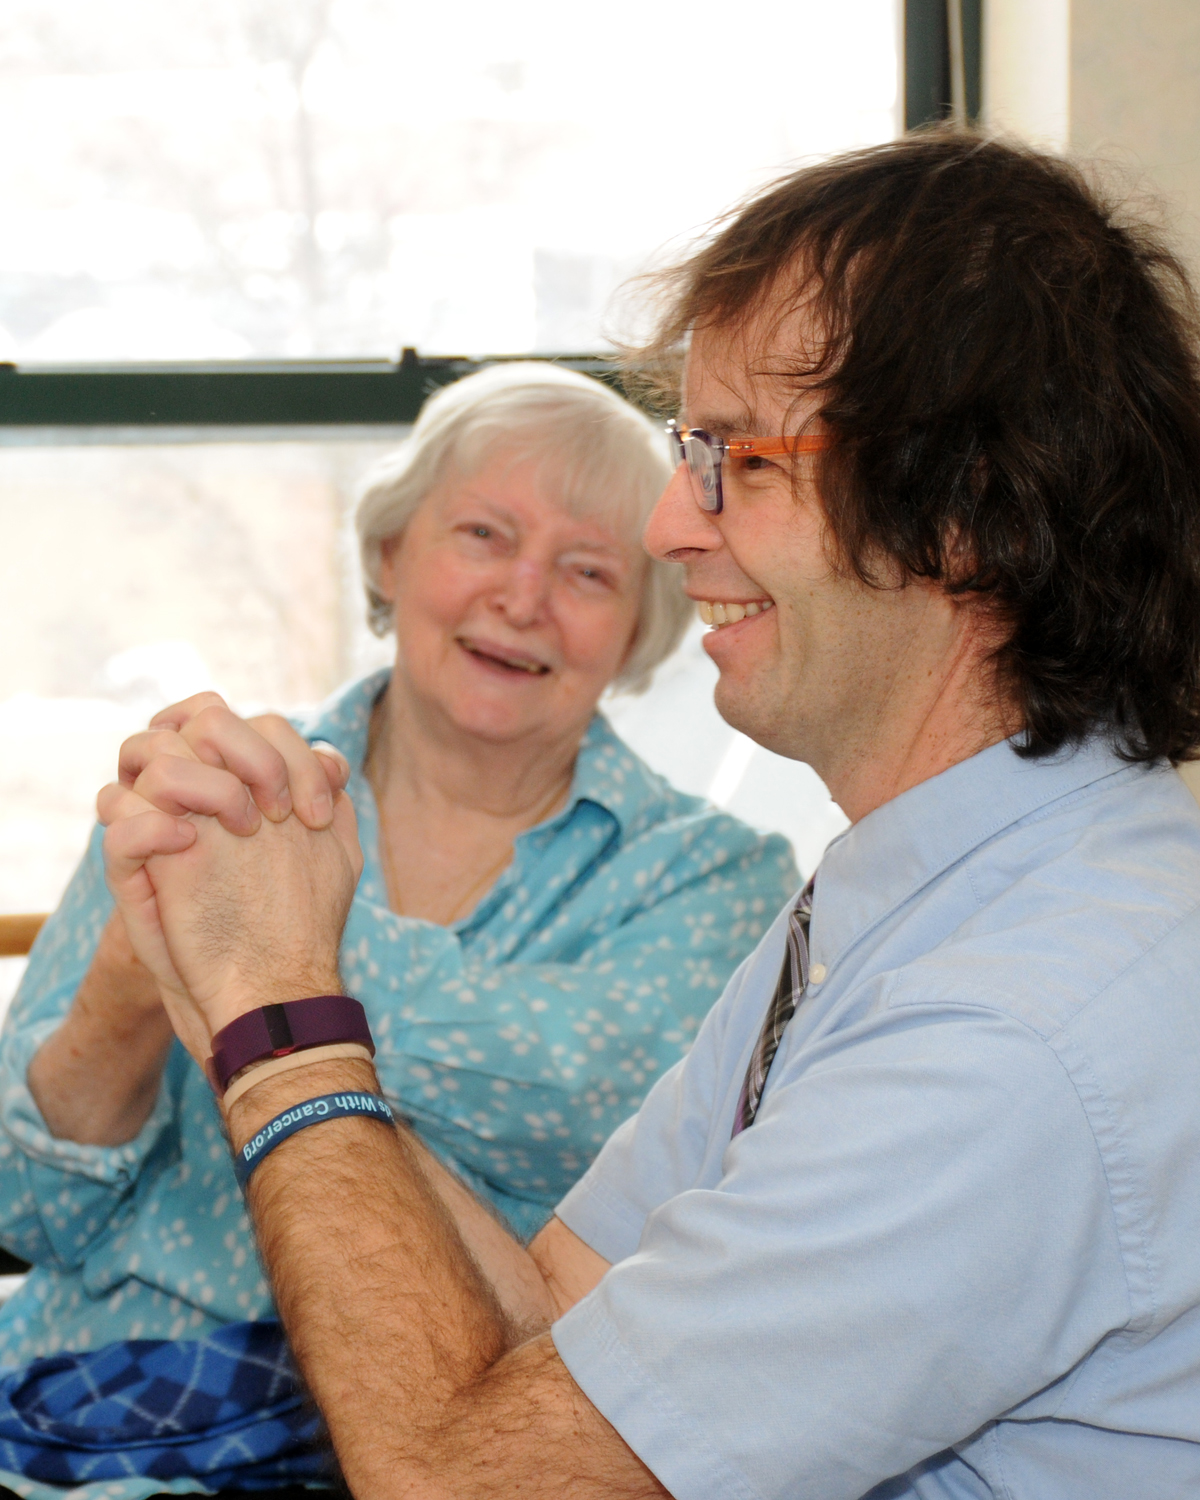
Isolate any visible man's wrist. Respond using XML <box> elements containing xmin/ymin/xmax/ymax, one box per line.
<box><xmin>207</xmin><ymin>992</ymin><xmax>371</xmax><ymax>1096</ymax></box>
<box><xmin>223</xmin><ymin>1054</ymin><xmax>381</xmax><ymax>1152</ymax></box>
<box><xmin>202</xmin><ymin>969</ymin><xmax>346</xmax><ymax>1036</ymax></box>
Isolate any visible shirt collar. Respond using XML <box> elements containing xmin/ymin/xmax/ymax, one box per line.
<box><xmin>561</xmin><ymin>710</ymin><xmax>668</xmax><ymax>837</ymax></box>
<box><xmin>296</xmin><ymin>669</ymin><xmax>663</xmax><ymax>838</ymax></box>
<box><xmin>811</xmin><ymin>735</ymin><xmax>1141</xmax><ymax>971</ymax></box>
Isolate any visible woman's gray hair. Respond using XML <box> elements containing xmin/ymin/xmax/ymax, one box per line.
<box><xmin>355</xmin><ymin>361</ymin><xmax>691</xmax><ymax>693</ymax></box>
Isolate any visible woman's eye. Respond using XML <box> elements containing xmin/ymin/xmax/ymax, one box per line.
<box><xmin>472</xmin><ymin>525</ymin><xmax>491</xmax><ymax>538</ymax></box>
<box><xmin>742</xmin><ymin>454</ymin><xmax>770</xmax><ymax>471</ymax></box>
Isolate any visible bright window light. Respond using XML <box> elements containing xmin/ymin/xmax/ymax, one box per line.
<box><xmin>0</xmin><ymin>0</ymin><xmax>888</xmax><ymax>1000</ymax></box>
<box><xmin>1</xmin><ymin>0</ymin><xmax>898</xmax><ymax>359</ymax></box>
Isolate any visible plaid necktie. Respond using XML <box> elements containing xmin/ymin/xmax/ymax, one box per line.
<box><xmin>732</xmin><ymin>874</ymin><xmax>816</xmax><ymax>1135</ymax></box>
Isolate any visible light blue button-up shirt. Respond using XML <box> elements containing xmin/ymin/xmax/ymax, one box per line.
<box><xmin>553</xmin><ymin>737</ymin><xmax>1200</xmax><ymax>1500</ymax></box>
<box><xmin>0</xmin><ymin>671</ymin><xmax>795</xmax><ymax>1393</ymax></box>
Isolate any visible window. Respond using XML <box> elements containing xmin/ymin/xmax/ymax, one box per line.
<box><xmin>0</xmin><ymin>431</ymin><xmax>396</xmax><ymax>927</ymax></box>
<box><xmin>0</xmin><ymin>0</ymin><xmax>901</xmax><ymax>1007</ymax></box>
<box><xmin>3</xmin><ymin>0</ymin><xmax>898</xmax><ymax>359</ymax></box>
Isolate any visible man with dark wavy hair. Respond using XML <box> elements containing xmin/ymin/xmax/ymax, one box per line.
<box><xmin>98</xmin><ymin>131</ymin><xmax>1200</xmax><ymax>1500</ymax></box>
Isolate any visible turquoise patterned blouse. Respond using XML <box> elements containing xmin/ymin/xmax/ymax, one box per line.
<box><xmin>0</xmin><ymin>670</ymin><xmax>798</xmax><ymax>1375</ymax></box>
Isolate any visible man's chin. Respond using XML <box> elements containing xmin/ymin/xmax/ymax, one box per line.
<box><xmin>712</xmin><ymin>677</ymin><xmax>769</xmax><ymax>748</ymax></box>
<box><xmin>712</xmin><ymin>675</ymin><xmax>806</xmax><ymax>764</ymax></box>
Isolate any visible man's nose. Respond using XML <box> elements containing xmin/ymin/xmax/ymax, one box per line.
<box><xmin>643</xmin><ymin>464</ymin><xmax>723</xmax><ymax>562</ymax></box>
<box><xmin>497</xmin><ymin>557</ymin><xmax>551</xmax><ymax>624</ymax></box>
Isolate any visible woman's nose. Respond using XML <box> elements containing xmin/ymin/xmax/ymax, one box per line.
<box><xmin>496</xmin><ymin>557</ymin><xmax>551</xmax><ymax>625</ymax></box>
<box><xmin>643</xmin><ymin>464</ymin><xmax>723</xmax><ymax>562</ymax></box>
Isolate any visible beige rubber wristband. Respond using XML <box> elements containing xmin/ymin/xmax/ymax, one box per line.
<box><xmin>220</xmin><ymin>1043</ymin><xmax>374</xmax><ymax>1109</ymax></box>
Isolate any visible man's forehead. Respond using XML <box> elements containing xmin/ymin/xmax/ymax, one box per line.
<box><xmin>682</xmin><ymin>315</ymin><xmax>819</xmax><ymax>436</ymax></box>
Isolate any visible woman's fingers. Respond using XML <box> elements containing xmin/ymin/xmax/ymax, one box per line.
<box><xmin>129</xmin><ymin>756</ymin><xmax>263</xmax><ymax>836</ymax></box>
<box><xmin>99</xmin><ymin>792</ymin><xmax>196</xmax><ymax>1001</ymax></box>
<box><xmin>244</xmin><ymin>717</ymin><xmax>347</xmax><ymax>828</ymax></box>
<box><xmin>118</xmin><ymin>727</ymin><xmax>200</xmax><ymax>789</ymax></box>
<box><xmin>98</xmin><ymin>780</ymin><xmax>197</xmax><ymax>891</ymax></box>
<box><xmin>100</xmin><ymin>797</ymin><xmax>198</xmax><ymax>870</ymax></box>
<box><xmin>309</xmin><ymin>740</ymin><xmax>352</xmax><ymax>796</ymax></box>
<box><xmin>149</xmin><ymin>695</ymin><xmax>293</xmax><ymax>823</ymax></box>
<box><xmin>138</xmin><ymin>695</ymin><xmax>347</xmax><ymax>830</ymax></box>
<box><xmin>330</xmin><ymin>788</ymin><xmax>365</xmax><ymax>883</ymax></box>
<box><xmin>173</xmin><ymin>705</ymin><xmax>295</xmax><ymax>823</ymax></box>
<box><xmin>151</xmin><ymin>700</ymin><xmax>343</xmax><ymax>830</ymax></box>
<box><xmin>98</xmin><ymin>779</ymin><xmax>169</xmax><ymax>828</ymax></box>
<box><xmin>148</xmin><ymin>691</ymin><xmax>233</xmax><ymax>733</ymax></box>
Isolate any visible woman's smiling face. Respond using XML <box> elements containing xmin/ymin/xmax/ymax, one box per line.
<box><xmin>377</xmin><ymin>450</ymin><xmax>647</xmax><ymax>749</ymax></box>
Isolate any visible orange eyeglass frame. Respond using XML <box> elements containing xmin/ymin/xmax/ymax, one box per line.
<box><xmin>666</xmin><ymin>420</ymin><xmax>831</xmax><ymax>513</ymax></box>
<box><xmin>723</xmin><ymin>434</ymin><xmax>831</xmax><ymax>457</ymax></box>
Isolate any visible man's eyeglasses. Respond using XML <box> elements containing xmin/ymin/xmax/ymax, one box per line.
<box><xmin>666</xmin><ymin>420</ymin><xmax>831</xmax><ymax>515</ymax></box>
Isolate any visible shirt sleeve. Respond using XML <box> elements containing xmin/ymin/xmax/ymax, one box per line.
<box><xmin>553</xmin><ymin>930</ymin><xmax>770</xmax><ymax>1264</ymax></box>
<box><xmin>349</xmin><ymin>820</ymin><xmax>798</xmax><ymax>1215</ymax></box>
<box><xmin>551</xmin><ymin>1005</ymin><xmax>1130</xmax><ymax>1500</ymax></box>
<box><xmin>0</xmin><ymin>827</ymin><xmax>182</xmax><ymax>1270</ymax></box>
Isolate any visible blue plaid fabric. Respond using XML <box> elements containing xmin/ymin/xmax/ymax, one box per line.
<box><xmin>0</xmin><ymin>1321</ymin><xmax>328</xmax><ymax>1490</ymax></box>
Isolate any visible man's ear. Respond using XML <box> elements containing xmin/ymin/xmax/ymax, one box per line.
<box><xmin>939</xmin><ymin>459</ymin><xmax>995</xmax><ymax>589</ymax></box>
<box><xmin>940</xmin><ymin>514</ymin><xmax>995</xmax><ymax>592</ymax></box>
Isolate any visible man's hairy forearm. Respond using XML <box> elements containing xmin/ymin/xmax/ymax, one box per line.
<box><xmin>227</xmin><ymin>1059</ymin><xmax>668</xmax><ymax>1500</ymax></box>
<box><xmin>233</xmin><ymin>1057</ymin><xmax>523</xmax><ymax>1484</ymax></box>
<box><xmin>410</xmin><ymin>1336</ymin><xmax>670</xmax><ymax>1500</ymax></box>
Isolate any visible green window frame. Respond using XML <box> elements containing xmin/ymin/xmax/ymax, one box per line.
<box><xmin>0</xmin><ymin>350</ymin><xmax>616</xmax><ymax>431</ymax></box>
<box><xmin>905</xmin><ymin>0</ymin><xmax>983</xmax><ymax>131</ymax></box>
<box><xmin>0</xmin><ymin>12</ymin><xmax>976</xmax><ymax>434</ymax></box>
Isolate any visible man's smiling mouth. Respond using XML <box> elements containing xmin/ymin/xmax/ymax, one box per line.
<box><xmin>697</xmin><ymin>599</ymin><xmax>775</xmax><ymax>629</ymax></box>
<box><xmin>458</xmin><ymin>637</ymin><xmax>551</xmax><ymax>674</ymax></box>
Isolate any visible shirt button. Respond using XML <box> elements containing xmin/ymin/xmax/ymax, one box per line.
<box><xmin>809</xmin><ymin>963</ymin><xmax>827</xmax><ymax>985</ymax></box>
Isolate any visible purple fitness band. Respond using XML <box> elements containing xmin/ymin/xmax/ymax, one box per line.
<box><xmin>207</xmin><ymin>995</ymin><xmax>374</xmax><ymax>1096</ymax></box>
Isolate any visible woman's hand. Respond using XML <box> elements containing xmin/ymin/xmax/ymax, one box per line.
<box><xmin>135</xmin><ymin>693</ymin><xmax>351</xmax><ymax>831</ymax></box>
<box><xmin>99</xmin><ymin>696</ymin><xmax>363</xmax><ymax>1065</ymax></box>
<box><xmin>90</xmin><ymin>907</ymin><xmax>165</xmax><ymax>1019</ymax></box>
<box><xmin>104</xmin><ymin>694</ymin><xmax>354</xmax><ymax>998</ymax></box>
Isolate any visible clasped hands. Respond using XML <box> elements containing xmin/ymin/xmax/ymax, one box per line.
<box><xmin>98</xmin><ymin>694</ymin><xmax>363</xmax><ymax>1069</ymax></box>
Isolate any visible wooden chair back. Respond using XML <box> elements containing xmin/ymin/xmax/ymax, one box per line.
<box><xmin>0</xmin><ymin>915</ymin><xmax>47</xmax><ymax>958</ymax></box>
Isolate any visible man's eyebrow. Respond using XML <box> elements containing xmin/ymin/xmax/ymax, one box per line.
<box><xmin>692</xmin><ymin>413</ymin><xmax>773</xmax><ymax>439</ymax></box>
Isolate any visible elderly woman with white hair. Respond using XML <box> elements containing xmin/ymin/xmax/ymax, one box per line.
<box><xmin>0</xmin><ymin>365</ymin><xmax>796</xmax><ymax>1499</ymax></box>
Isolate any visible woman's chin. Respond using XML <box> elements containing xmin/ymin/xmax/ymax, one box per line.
<box><xmin>447</xmin><ymin>709</ymin><xmax>549</xmax><ymax>745</ymax></box>
<box><xmin>434</xmin><ymin>682</ymin><xmax>558</xmax><ymax>745</ymax></box>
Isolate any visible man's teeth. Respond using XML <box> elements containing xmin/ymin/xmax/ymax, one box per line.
<box><xmin>697</xmin><ymin>599</ymin><xmax>774</xmax><ymax>628</ymax></box>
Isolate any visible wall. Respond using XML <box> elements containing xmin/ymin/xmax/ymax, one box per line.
<box><xmin>984</xmin><ymin>0</ymin><xmax>1200</xmax><ymax>274</ymax></box>
<box><xmin>982</xmin><ymin>0</ymin><xmax>1200</xmax><ymax>803</ymax></box>
<box><xmin>1072</xmin><ymin>0</ymin><xmax>1200</xmax><ymax>277</ymax></box>
<box><xmin>982</xmin><ymin>0</ymin><xmax>1069</xmax><ymax>150</ymax></box>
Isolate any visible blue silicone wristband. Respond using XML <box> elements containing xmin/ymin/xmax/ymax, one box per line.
<box><xmin>234</xmin><ymin>1091</ymin><xmax>396</xmax><ymax>1188</ymax></box>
